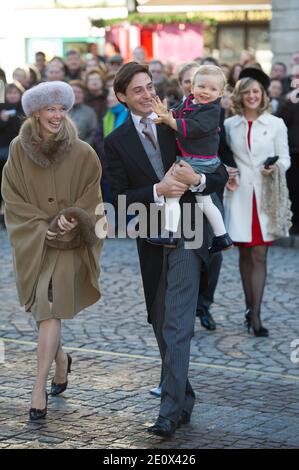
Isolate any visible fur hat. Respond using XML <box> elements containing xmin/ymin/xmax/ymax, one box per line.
<box><xmin>22</xmin><ymin>81</ymin><xmax>74</xmax><ymax>116</ymax></box>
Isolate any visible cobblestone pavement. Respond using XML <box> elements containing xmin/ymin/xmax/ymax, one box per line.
<box><xmin>1</xmin><ymin>227</ymin><xmax>299</xmax><ymax>449</ymax></box>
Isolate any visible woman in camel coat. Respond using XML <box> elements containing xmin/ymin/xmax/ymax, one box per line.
<box><xmin>2</xmin><ymin>81</ymin><xmax>105</xmax><ymax>420</ymax></box>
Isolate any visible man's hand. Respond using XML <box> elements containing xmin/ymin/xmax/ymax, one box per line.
<box><xmin>172</xmin><ymin>160</ymin><xmax>201</xmax><ymax>186</ymax></box>
<box><xmin>156</xmin><ymin>164</ymin><xmax>189</xmax><ymax>198</ymax></box>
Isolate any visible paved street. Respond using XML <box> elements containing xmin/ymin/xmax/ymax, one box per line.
<box><xmin>0</xmin><ymin>227</ymin><xmax>299</xmax><ymax>449</ymax></box>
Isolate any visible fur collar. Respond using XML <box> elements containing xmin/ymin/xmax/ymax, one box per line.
<box><xmin>19</xmin><ymin>117</ymin><xmax>77</xmax><ymax>168</ymax></box>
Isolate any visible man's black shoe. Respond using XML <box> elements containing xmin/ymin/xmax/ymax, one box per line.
<box><xmin>178</xmin><ymin>411</ymin><xmax>191</xmax><ymax>426</ymax></box>
<box><xmin>197</xmin><ymin>308</ymin><xmax>216</xmax><ymax>330</ymax></box>
<box><xmin>147</xmin><ymin>416</ymin><xmax>177</xmax><ymax>437</ymax></box>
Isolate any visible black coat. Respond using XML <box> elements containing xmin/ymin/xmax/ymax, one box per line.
<box><xmin>278</xmin><ymin>100</ymin><xmax>299</xmax><ymax>155</ymax></box>
<box><xmin>0</xmin><ymin>102</ymin><xmax>24</xmax><ymax>149</ymax></box>
<box><xmin>174</xmin><ymin>95</ymin><xmax>221</xmax><ymax>157</ymax></box>
<box><xmin>104</xmin><ymin>115</ymin><xmax>228</xmax><ymax>318</ymax></box>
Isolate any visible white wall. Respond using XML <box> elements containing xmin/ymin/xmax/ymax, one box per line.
<box><xmin>0</xmin><ymin>6</ymin><xmax>127</xmax><ymax>79</ymax></box>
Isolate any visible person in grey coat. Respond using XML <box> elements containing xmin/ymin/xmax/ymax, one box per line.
<box><xmin>69</xmin><ymin>80</ymin><xmax>98</xmax><ymax>147</ymax></box>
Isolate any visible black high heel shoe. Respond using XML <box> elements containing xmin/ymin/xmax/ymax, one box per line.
<box><xmin>245</xmin><ymin>310</ymin><xmax>269</xmax><ymax>337</ymax></box>
<box><xmin>253</xmin><ymin>326</ymin><xmax>269</xmax><ymax>337</ymax></box>
<box><xmin>29</xmin><ymin>392</ymin><xmax>48</xmax><ymax>421</ymax></box>
<box><xmin>51</xmin><ymin>353</ymin><xmax>72</xmax><ymax>396</ymax></box>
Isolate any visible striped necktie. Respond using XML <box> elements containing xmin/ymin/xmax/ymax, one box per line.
<box><xmin>140</xmin><ymin>117</ymin><xmax>157</xmax><ymax>149</ymax></box>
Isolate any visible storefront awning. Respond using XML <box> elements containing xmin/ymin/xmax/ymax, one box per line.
<box><xmin>137</xmin><ymin>0</ymin><xmax>271</xmax><ymax>11</ymax></box>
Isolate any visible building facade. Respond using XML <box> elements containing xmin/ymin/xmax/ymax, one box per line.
<box><xmin>271</xmin><ymin>0</ymin><xmax>299</xmax><ymax>68</ymax></box>
<box><xmin>0</xmin><ymin>1</ymin><xmax>128</xmax><ymax>78</ymax></box>
<box><xmin>0</xmin><ymin>1</ymin><xmax>298</xmax><ymax>79</ymax></box>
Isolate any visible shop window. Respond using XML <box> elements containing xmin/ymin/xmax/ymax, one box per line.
<box><xmin>248</xmin><ymin>26</ymin><xmax>270</xmax><ymax>52</ymax></box>
<box><xmin>218</xmin><ymin>26</ymin><xmax>245</xmax><ymax>64</ymax></box>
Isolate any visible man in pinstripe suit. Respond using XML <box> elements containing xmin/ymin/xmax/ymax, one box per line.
<box><xmin>105</xmin><ymin>62</ymin><xmax>228</xmax><ymax>437</ymax></box>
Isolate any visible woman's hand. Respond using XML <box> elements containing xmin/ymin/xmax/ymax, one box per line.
<box><xmin>261</xmin><ymin>164</ymin><xmax>276</xmax><ymax>176</ymax></box>
<box><xmin>226</xmin><ymin>178</ymin><xmax>239</xmax><ymax>191</ymax></box>
<box><xmin>225</xmin><ymin>166</ymin><xmax>240</xmax><ymax>191</ymax></box>
<box><xmin>57</xmin><ymin>214</ymin><xmax>78</xmax><ymax>235</ymax></box>
<box><xmin>46</xmin><ymin>229</ymin><xmax>58</xmax><ymax>240</ymax></box>
<box><xmin>225</xmin><ymin>166</ymin><xmax>239</xmax><ymax>179</ymax></box>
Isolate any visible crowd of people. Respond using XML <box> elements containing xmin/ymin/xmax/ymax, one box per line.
<box><xmin>0</xmin><ymin>44</ymin><xmax>298</xmax><ymax>436</ymax></box>
<box><xmin>1</xmin><ymin>47</ymin><xmax>299</xmax><ymax>229</ymax></box>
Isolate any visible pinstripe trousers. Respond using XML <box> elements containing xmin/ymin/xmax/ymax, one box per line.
<box><xmin>150</xmin><ymin>238</ymin><xmax>202</xmax><ymax>424</ymax></box>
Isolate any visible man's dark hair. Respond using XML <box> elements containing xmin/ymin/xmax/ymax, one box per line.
<box><xmin>149</xmin><ymin>60</ymin><xmax>164</xmax><ymax>68</ymax></box>
<box><xmin>178</xmin><ymin>62</ymin><xmax>199</xmax><ymax>84</ymax></box>
<box><xmin>200</xmin><ymin>56</ymin><xmax>219</xmax><ymax>66</ymax></box>
<box><xmin>272</xmin><ymin>62</ymin><xmax>287</xmax><ymax>71</ymax></box>
<box><xmin>113</xmin><ymin>61</ymin><xmax>152</xmax><ymax>105</ymax></box>
<box><xmin>66</xmin><ymin>49</ymin><xmax>80</xmax><ymax>57</ymax></box>
<box><xmin>35</xmin><ymin>51</ymin><xmax>46</xmax><ymax>59</ymax></box>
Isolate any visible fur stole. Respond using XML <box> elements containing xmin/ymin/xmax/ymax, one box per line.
<box><xmin>19</xmin><ymin>116</ymin><xmax>77</xmax><ymax>168</ymax></box>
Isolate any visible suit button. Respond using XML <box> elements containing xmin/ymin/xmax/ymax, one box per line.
<box><xmin>48</xmin><ymin>197</ymin><xmax>55</xmax><ymax>203</ymax></box>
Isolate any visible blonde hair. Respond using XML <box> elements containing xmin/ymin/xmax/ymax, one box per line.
<box><xmin>232</xmin><ymin>77</ymin><xmax>270</xmax><ymax>116</ymax></box>
<box><xmin>192</xmin><ymin>65</ymin><xmax>226</xmax><ymax>89</ymax></box>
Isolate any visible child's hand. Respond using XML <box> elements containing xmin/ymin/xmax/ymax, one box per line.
<box><xmin>152</xmin><ymin>95</ymin><xmax>168</xmax><ymax>116</ymax></box>
<box><xmin>152</xmin><ymin>96</ymin><xmax>178</xmax><ymax>131</ymax></box>
<box><xmin>154</xmin><ymin>114</ymin><xmax>171</xmax><ymax>125</ymax></box>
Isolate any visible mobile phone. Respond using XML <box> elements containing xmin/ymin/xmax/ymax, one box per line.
<box><xmin>264</xmin><ymin>156</ymin><xmax>279</xmax><ymax>169</ymax></box>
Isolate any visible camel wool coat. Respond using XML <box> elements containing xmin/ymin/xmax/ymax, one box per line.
<box><xmin>2</xmin><ymin>118</ymin><xmax>105</xmax><ymax>322</ymax></box>
<box><xmin>223</xmin><ymin>112</ymin><xmax>290</xmax><ymax>242</ymax></box>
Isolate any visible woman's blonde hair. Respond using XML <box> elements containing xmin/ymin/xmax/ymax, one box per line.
<box><xmin>192</xmin><ymin>65</ymin><xmax>226</xmax><ymax>89</ymax></box>
<box><xmin>231</xmin><ymin>77</ymin><xmax>270</xmax><ymax>116</ymax></box>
